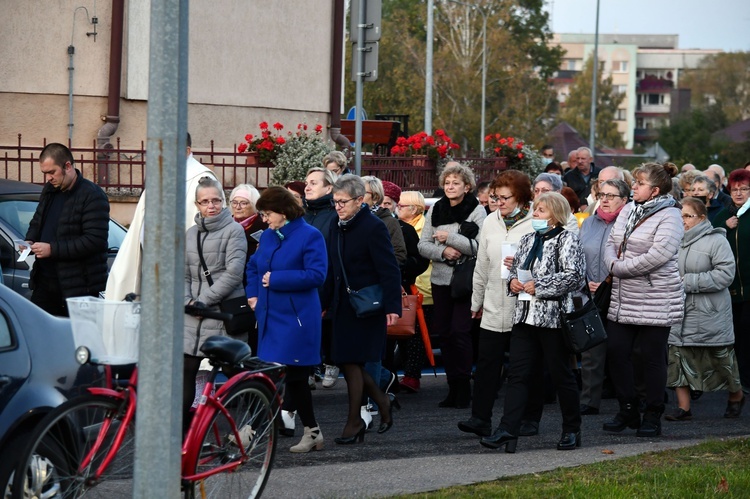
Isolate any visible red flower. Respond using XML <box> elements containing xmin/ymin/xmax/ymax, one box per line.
<box><xmin>237</xmin><ymin>142</ymin><xmax>248</xmax><ymax>153</ymax></box>
<box><xmin>516</xmin><ymin>143</ymin><xmax>523</xmax><ymax>150</ymax></box>
<box><xmin>517</xmin><ymin>153</ymin><xmax>524</xmax><ymax>159</ymax></box>
<box><xmin>499</xmin><ymin>138</ymin><xmax>507</xmax><ymax>145</ymax></box>
<box><xmin>273</xmin><ymin>122</ymin><xmax>283</xmax><ymax>131</ymax></box>
<box><xmin>275</xmin><ymin>136</ymin><xmax>286</xmax><ymax>145</ymax></box>
<box><xmin>245</xmin><ymin>134</ymin><xmax>254</xmax><ymax>142</ymax></box>
<box><xmin>315</xmin><ymin>124</ymin><xmax>323</xmax><ymax>133</ymax></box>
<box><xmin>259</xmin><ymin>121</ymin><xmax>268</xmax><ymax>130</ymax></box>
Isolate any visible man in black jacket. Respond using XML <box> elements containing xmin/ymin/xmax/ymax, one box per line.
<box><xmin>25</xmin><ymin>143</ymin><xmax>109</xmax><ymax>316</ymax></box>
<box><xmin>563</xmin><ymin>147</ymin><xmax>600</xmax><ymax>211</ymax></box>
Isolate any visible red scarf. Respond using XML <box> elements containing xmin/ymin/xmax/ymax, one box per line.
<box><xmin>596</xmin><ymin>205</ymin><xmax>623</xmax><ymax>224</ymax></box>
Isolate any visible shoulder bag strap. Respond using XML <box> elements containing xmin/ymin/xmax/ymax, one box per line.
<box><xmin>196</xmin><ymin>230</ymin><xmax>214</xmax><ymax>287</ymax></box>
<box><xmin>336</xmin><ymin>231</ymin><xmax>351</xmax><ymax>292</ymax></box>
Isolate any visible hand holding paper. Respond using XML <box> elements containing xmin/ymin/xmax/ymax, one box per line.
<box><xmin>517</xmin><ymin>269</ymin><xmax>533</xmax><ymax>301</ymax></box>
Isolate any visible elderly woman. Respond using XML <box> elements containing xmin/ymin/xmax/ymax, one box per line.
<box><xmin>418</xmin><ymin>162</ymin><xmax>487</xmax><ymax>408</ymax></box>
<box><xmin>533</xmin><ymin>173</ymin><xmax>579</xmax><ymax>234</ymax></box>
<box><xmin>713</xmin><ymin>168</ymin><xmax>750</xmax><ymax>396</ymax></box>
<box><xmin>690</xmin><ymin>176</ymin><xmax>723</xmax><ymax>222</ymax></box>
<box><xmin>323</xmin><ymin>150</ymin><xmax>350</xmax><ymax>176</ymax></box>
<box><xmin>603</xmin><ymin>162</ymin><xmax>683</xmax><ymax>438</ymax></box>
<box><xmin>481</xmin><ymin>192</ymin><xmax>585</xmax><ymax>453</ymax></box>
<box><xmin>246</xmin><ymin>187</ymin><xmax>328</xmax><ymax>453</ymax></box>
<box><xmin>324</xmin><ymin>175</ymin><xmax>402</xmax><ymax>444</ymax></box>
<box><xmin>184</xmin><ymin>177</ymin><xmax>247</xmax><ymax>431</ymax></box>
<box><xmin>577</xmin><ymin>179</ymin><xmax>630</xmax><ymax>416</ymax></box>
<box><xmin>457</xmin><ymin>170</ymin><xmax>534</xmax><ymax>437</ymax></box>
<box><xmin>665</xmin><ymin>197</ymin><xmax>742</xmax><ymax>421</ymax></box>
<box><xmin>285</xmin><ymin>181</ymin><xmax>306</xmax><ymax>207</ymax></box>
<box><xmin>228</xmin><ymin>184</ymin><xmax>266</xmax><ymax>278</ymax></box>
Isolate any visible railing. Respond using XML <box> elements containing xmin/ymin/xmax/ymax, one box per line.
<box><xmin>0</xmin><ymin>134</ymin><xmax>507</xmax><ymax>196</ymax></box>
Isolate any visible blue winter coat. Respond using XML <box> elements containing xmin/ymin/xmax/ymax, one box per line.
<box><xmin>246</xmin><ymin>217</ymin><xmax>328</xmax><ymax>366</ymax></box>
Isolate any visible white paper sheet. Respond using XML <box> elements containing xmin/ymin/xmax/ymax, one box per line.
<box><xmin>500</xmin><ymin>243</ymin><xmax>517</xmax><ymax>279</ymax></box>
<box><xmin>517</xmin><ymin>269</ymin><xmax>533</xmax><ymax>301</ymax></box>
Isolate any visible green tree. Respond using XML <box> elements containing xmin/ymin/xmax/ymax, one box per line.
<box><xmin>680</xmin><ymin>52</ymin><xmax>750</xmax><ymax>123</ymax></box>
<box><xmin>559</xmin><ymin>56</ymin><xmax>625</xmax><ymax>149</ymax></box>
<box><xmin>656</xmin><ymin>106</ymin><xmax>727</xmax><ymax>167</ymax></box>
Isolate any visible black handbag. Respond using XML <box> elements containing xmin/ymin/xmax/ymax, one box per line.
<box><xmin>196</xmin><ymin>232</ymin><xmax>252</xmax><ymax>336</ymax></box>
<box><xmin>592</xmin><ymin>274</ymin><xmax>613</xmax><ymax>316</ymax></box>
<box><xmin>337</xmin><ymin>235</ymin><xmax>384</xmax><ymax>318</ymax></box>
<box><xmin>450</xmin><ymin>241</ymin><xmax>477</xmax><ymax>300</ymax></box>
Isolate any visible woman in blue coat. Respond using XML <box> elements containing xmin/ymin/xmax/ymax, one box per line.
<box><xmin>246</xmin><ymin>187</ymin><xmax>328</xmax><ymax>453</ymax></box>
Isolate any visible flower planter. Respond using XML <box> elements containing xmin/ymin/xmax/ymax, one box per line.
<box><xmin>494</xmin><ymin>156</ymin><xmax>508</xmax><ymax>169</ymax></box>
<box><xmin>411</xmin><ymin>155</ymin><xmax>432</xmax><ymax>168</ymax></box>
<box><xmin>245</xmin><ymin>152</ymin><xmax>260</xmax><ymax>166</ymax></box>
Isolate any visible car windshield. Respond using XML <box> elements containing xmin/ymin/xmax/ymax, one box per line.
<box><xmin>0</xmin><ymin>200</ymin><xmax>125</xmax><ymax>250</ymax></box>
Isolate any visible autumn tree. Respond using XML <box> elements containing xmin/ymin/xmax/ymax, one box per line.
<box><xmin>680</xmin><ymin>52</ymin><xmax>750</xmax><ymax>123</ymax></box>
<box><xmin>559</xmin><ymin>56</ymin><xmax>625</xmax><ymax>149</ymax></box>
<box><xmin>657</xmin><ymin>106</ymin><xmax>727</xmax><ymax>167</ymax></box>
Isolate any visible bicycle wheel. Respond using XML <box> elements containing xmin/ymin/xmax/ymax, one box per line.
<box><xmin>188</xmin><ymin>379</ymin><xmax>277</xmax><ymax>499</ymax></box>
<box><xmin>12</xmin><ymin>393</ymin><xmax>136</xmax><ymax>499</ymax></box>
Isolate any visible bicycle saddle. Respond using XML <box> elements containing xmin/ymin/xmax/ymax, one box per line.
<box><xmin>200</xmin><ymin>335</ymin><xmax>253</xmax><ymax>365</ymax></box>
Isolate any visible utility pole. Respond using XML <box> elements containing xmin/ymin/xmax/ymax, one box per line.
<box><xmin>589</xmin><ymin>0</ymin><xmax>600</xmax><ymax>161</ymax></box>
<box><xmin>425</xmin><ymin>0</ymin><xmax>434</xmax><ymax>134</ymax></box>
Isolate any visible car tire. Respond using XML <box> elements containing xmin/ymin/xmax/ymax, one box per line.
<box><xmin>0</xmin><ymin>428</ymin><xmax>31</xmax><ymax>499</ymax></box>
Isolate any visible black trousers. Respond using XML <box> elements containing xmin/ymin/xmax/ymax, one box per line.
<box><xmin>471</xmin><ymin>328</ymin><xmax>510</xmax><ymax>421</ymax></box>
<box><xmin>284</xmin><ymin>365</ymin><xmax>317</xmax><ymax>428</ymax></box>
<box><xmin>431</xmin><ymin>285</ymin><xmax>473</xmax><ymax>382</ymax></box>
<box><xmin>500</xmin><ymin>323</ymin><xmax>581</xmax><ymax>435</ymax></box>
<box><xmin>30</xmin><ymin>278</ymin><xmax>69</xmax><ymax>317</ymax></box>
<box><xmin>732</xmin><ymin>301</ymin><xmax>750</xmax><ymax>390</ymax></box>
<box><xmin>606</xmin><ymin>321</ymin><xmax>669</xmax><ymax>408</ymax></box>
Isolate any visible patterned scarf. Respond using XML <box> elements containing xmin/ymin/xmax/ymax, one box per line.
<box><xmin>623</xmin><ymin>194</ymin><xmax>676</xmax><ymax>246</ymax></box>
<box><xmin>236</xmin><ymin>213</ymin><xmax>258</xmax><ymax>230</ymax></box>
<box><xmin>503</xmin><ymin>203</ymin><xmax>530</xmax><ymax>229</ymax></box>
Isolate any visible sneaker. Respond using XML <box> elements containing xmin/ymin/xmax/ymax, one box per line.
<box><xmin>400</xmin><ymin>376</ymin><xmax>420</xmax><ymax>393</ymax></box>
<box><xmin>308</xmin><ymin>375</ymin><xmax>317</xmax><ymax>390</ymax></box>
<box><xmin>322</xmin><ymin>364</ymin><xmax>340</xmax><ymax>388</ymax></box>
<box><xmin>664</xmin><ymin>407</ymin><xmax>692</xmax><ymax>421</ymax></box>
<box><xmin>313</xmin><ymin>365</ymin><xmax>324</xmax><ymax>382</ymax></box>
<box><xmin>360</xmin><ymin>404</ymin><xmax>374</xmax><ymax>430</ymax></box>
<box><xmin>228</xmin><ymin>424</ymin><xmax>255</xmax><ymax>448</ymax></box>
<box><xmin>280</xmin><ymin>410</ymin><xmax>296</xmax><ymax>437</ymax></box>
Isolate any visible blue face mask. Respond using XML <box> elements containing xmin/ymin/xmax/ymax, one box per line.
<box><xmin>531</xmin><ymin>219</ymin><xmax>549</xmax><ymax>232</ymax></box>
<box><xmin>542</xmin><ymin>157</ymin><xmax>553</xmax><ymax>166</ymax></box>
<box><xmin>508</xmin><ymin>206</ymin><xmax>521</xmax><ymax>217</ymax></box>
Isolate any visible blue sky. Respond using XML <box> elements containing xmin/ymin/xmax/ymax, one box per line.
<box><xmin>546</xmin><ymin>0</ymin><xmax>750</xmax><ymax>52</ymax></box>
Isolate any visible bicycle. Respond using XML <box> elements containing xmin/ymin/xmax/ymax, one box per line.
<box><xmin>12</xmin><ymin>297</ymin><xmax>285</xmax><ymax>499</ymax></box>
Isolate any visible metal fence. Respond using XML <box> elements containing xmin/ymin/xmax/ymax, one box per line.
<box><xmin>0</xmin><ymin>134</ymin><xmax>508</xmax><ymax>195</ymax></box>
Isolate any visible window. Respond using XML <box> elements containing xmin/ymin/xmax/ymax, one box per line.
<box><xmin>636</xmin><ymin>118</ymin><xmax>644</xmax><ymax>128</ymax></box>
<box><xmin>647</xmin><ymin>94</ymin><xmax>661</xmax><ymax>105</ymax></box>
<box><xmin>613</xmin><ymin>61</ymin><xmax>628</xmax><ymax>72</ymax></box>
<box><xmin>614</xmin><ymin>85</ymin><xmax>627</xmax><ymax>94</ymax></box>
<box><xmin>0</xmin><ymin>313</ymin><xmax>11</xmax><ymax>349</ymax></box>
<box><xmin>616</xmin><ymin>109</ymin><xmax>627</xmax><ymax>121</ymax></box>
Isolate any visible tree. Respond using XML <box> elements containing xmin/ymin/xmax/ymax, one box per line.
<box><xmin>656</xmin><ymin>106</ymin><xmax>727</xmax><ymax>167</ymax></box>
<box><xmin>559</xmin><ymin>56</ymin><xmax>625</xmax><ymax>149</ymax></box>
<box><xmin>680</xmin><ymin>52</ymin><xmax>750</xmax><ymax>123</ymax></box>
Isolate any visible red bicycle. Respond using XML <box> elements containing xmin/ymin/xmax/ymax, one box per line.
<box><xmin>12</xmin><ymin>298</ymin><xmax>284</xmax><ymax>499</ymax></box>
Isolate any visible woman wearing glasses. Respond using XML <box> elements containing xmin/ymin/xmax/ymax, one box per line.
<box><xmin>228</xmin><ymin>184</ymin><xmax>267</xmax><ymax>280</ymax></box>
<box><xmin>183</xmin><ymin>176</ymin><xmax>248</xmax><ymax>433</ymax></box>
<box><xmin>577</xmin><ymin>179</ymin><xmax>630</xmax><ymax>416</ymax></box>
<box><xmin>246</xmin><ymin>187</ymin><xmax>328</xmax><ymax>453</ymax></box>
<box><xmin>602</xmin><ymin>163</ymin><xmax>683</xmax><ymax>438</ymax></box>
<box><xmin>713</xmin><ymin>168</ymin><xmax>750</xmax><ymax>396</ymax></box>
<box><xmin>457</xmin><ymin>170</ymin><xmax>534</xmax><ymax>437</ymax></box>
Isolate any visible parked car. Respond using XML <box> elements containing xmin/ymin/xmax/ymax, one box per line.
<box><xmin>0</xmin><ymin>284</ymin><xmax>103</xmax><ymax>494</ymax></box>
<box><xmin>0</xmin><ymin>179</ymin><xmax>126</xmax><ymax>299</ymax></box>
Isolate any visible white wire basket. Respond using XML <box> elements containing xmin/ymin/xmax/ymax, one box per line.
<box><xmin>67</xmin><ymin>296</ymin><xmax>141</xmax><ymax>364</ymax></box>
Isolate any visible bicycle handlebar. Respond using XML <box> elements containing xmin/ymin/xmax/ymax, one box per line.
<box><xmin>185</xmin><ymin>302</ymin><xmax>233</xmax><ymax>322</ymax></box>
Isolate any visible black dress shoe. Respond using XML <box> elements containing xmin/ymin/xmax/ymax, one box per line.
<box><xmin>518</xmin><ymin>420</ymin><xmax>539</xmax><ymax>437</ymax></box>
<box><xmin>579</xmin><ymin>404</ymin><xmax>600</xmax><ymax>415</ymax></box>
<box><xmin>557</xmin><ymin>431</ymin><xmax>581</xmax><ymax>450</ymax></box>
<box><xmin>377</xmin><ymin>394</ymin><xmax>401</xmax><ymax>434</ymax></box>
<box><xmin>457</xmin><ymin>417</ymin><xmax>492</xmax><ymax>437</ymax></box>
<box><xmin>480</xmin><ymin>428</ymin><xmax>518</xmax><ymax>453</ymax></box>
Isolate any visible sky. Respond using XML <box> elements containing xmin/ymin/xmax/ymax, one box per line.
<box><xmin>546</xmin><ymin>0</ymin><xmax>750</xmax><ymax>52</ymax></box>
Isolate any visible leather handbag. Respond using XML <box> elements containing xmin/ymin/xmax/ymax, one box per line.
<box><xmin>450</xmin><ymin>242</ymin><xmax>477</xmax><ymax>301</ymax></box>
<box><xmin>592</xmin><ymin>274</ymin><xmax>613</xmax><ymax>316</ymax></box>
<box><xmin>560</xmin><ymin>294</ymin><xmax>607</xmax><ymax>353</ymax></box>
<box><xmin>196</xmin><ymin>232</ymin><xmax>253</xmax><ymax>336</ymax></box>
<box><xmin>337</xmin><ymin>236</ymin><xmax>384</xmax><ymax>318</ymax></box>
<box><xmin>387</xmin><ymin>288</ymin><xmax>418</xmax><ymax>338</ymax></box>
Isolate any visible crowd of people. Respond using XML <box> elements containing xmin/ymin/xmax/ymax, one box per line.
<box><xmin>24</xmin><ymin>141</ymin><xmax>750</xmax><ymax>455</ymax></box>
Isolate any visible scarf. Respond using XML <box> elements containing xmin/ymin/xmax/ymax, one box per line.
<box><xmin>430</xmin><ymin>194</ymin><xmax>479</xmax><ymax>227</ymax></box>
<box><xmin>502</xmin><ymin>203</ymin><xmax>530</xmax><ymax>229</ymax></box>
<box><xmin>406</xmin><ymin>213</ymin><xmax>423</xmax><ymax>229</ymax></box>
<box><xmin>623</xmin><ymin>194</ymin><xmax>676</xmax><ymax>248</ymax></box>
<box><xmin>236</xmin><ymin>213</ymin><xmax>258</xmax><ymax>230</ymax></box>
<box><xmin>521</xmin><ymin>225</ymin><xmax>564</xmax><ymax>270</ymax></box>
<box><xmin>596</xmin><ymin>204</ymin><xmax>623</xmax><ymax>225</ymax></box>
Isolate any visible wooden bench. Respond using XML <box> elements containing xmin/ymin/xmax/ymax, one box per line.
<box><xmin>340</xmin><ymin>120</ymin><xmax>400</xmax><ymax>154</ymax></box>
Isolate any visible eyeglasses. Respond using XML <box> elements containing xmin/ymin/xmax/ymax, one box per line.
<box><xmin>331</xmin><ymin>198</ymin><xmax>356</xmax><ymax>207</ymax></box>
<box><xmin>596</xmin><ymin>193</ymin><xmax>623</xmax><ymax>200</ymax></box>
<box><xmin>258</xmin><ymin>211</ymin><xmax>274</xmax><ymax>219</ymax></box>
<box><xmin>682</xmin><ymin>214</ymin><xmax>701</xmax><ymax>219</ymax></box>
<box><xmin>730</xmin><ymin>187</ymin><xmax>750</xmax><ymax>194</ymax></box>
<box><xmin>230</xmin><ymin>200</ymin><xmax>250</xmax><ymax>208</ymax></box>
<box><xmin>490</xmin><ymin>194</ymin><xmax>514</xmax><ymax>203</ymax></box>
<box><xmin>197</xmin><ymin>198</ymin><xmax>223</xmax><ymax>207</ymax></box>
<box><xmin>631</xmin><ymin>180</ymin><xmax>653</xmax><ymax>188</ymax></box>
<box><xmin>396</xmin><ymin>204</ymin><xmax>414</xmax><ymax>209</ymax></box>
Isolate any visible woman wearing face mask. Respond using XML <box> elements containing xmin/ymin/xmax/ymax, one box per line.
<box><xmin>457</xmin><ymin>170</ymin><xmax>534</xmax><ymax>438</ymax></box>
<box><xmin>690</xmin><ymin>176</ymin><xmax>722</xmax><ymax>222</ymax></box>
<box><xmin>603</xmin><ymin>162</ymin><xmax>683</xmax><ymax>438</ymax></box>
<box><xmin>577</xmin><ymin>179</ymin><xmax>630</xmax><ymax>416</ymax></box>
<box><xmin>481</xmin><ymin>192</ymin><xmax>585</xmax><ymax>453</ymax></box>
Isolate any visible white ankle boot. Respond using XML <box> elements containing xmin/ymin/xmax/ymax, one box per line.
<box><xmin>289</xmin><ymin>426</ymin><xmax>324</xmax><ymax>453</ymax></box>
<box><xmin>280</xmin><ymin>410</ymin><xmax>296</xmax><ymax>436</ymax></box>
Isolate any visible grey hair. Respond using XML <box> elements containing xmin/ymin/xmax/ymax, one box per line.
<box><xmin>600</xmin><ymin>166</ymin><xmax>625</xmax><ymax>181</ymax></box>
<box><xmin>439</xmin><ymin>162</ymin><xmax>477</xmax><ymax>192</ymax></box>
<box><xmin>306</xmin><ymin>166</ymin><xmax>338</xmax><ymax>186</ymax></box>
<box><xmin>196</xmin><ymin>176</ymin><xmax>225</xmax><ymax>203</ymax></box>
<box><xmin>577</xmin><ymin>147</ymin><xmax>592</xmax><ymax>157</ymax></box>
<box><xmin>692</xmin><ymin>175</ymin><xmax>717</xmax><ymax>195</ymax></box>
<box><xmin>534</xmin><ymin>192</ymin><xmax>571</xmax><ymax>227</ymax></box>
<box><xmin>322</xmin><ymin>151</ymin><xmax>348</xmax><ymax>169</ymax></box>
<box><xmin>333</xmin><ymin>174</ymin><xmax>366</xmax><ymax>199</ymax></box>
<box><xmin>361</xmin><ymin>175</ymin><xmax>384</xmax><ymax>205</ymax></box>
<box><xmin>601</xmin><ymin>179</ymin><xmax>630</xmax><ymax>199</ymax></box>
<box><xmin>533</xmin><ymin>172</ymin><xmax>563</xmax><ymax>192</ymax></box>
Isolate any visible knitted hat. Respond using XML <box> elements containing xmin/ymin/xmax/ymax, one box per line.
<box><xmin>381</xmin><ymin>180</ymin><xmax>401</xmax><ymax>204</ymax></box>
<box><xmin>284</xmin><ymin>181</ymin><xmax>306</xmax><ymax>199</ymax></box>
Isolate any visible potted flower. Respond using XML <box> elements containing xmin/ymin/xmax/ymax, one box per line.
<box><xmin>271</xmin><ymin>123</ymin><xmax>334</xmax><ymax>185</ymax></box>
<box><xmin>484</xmin><ymin>134</ymin><xmax>545</xmax><ymax>176</ymax></box>
<box><xmin>237</xmin><ymin>121</ymin><xmax>287</xmax><ymax>164</ymax></box>
<box><xmin>390</xmin><ymin>129</ymin><xmax>459</xmax><ymax>166</ymax></box>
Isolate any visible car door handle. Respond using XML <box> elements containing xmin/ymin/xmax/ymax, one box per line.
<box><xmin>0</xmin><ymin>376</ymin><xmax>11</xmax><ymax>390</ymax></box>
<box><xmin>21</xmin><ymin>283</ymin><xmax>29</xmax><ymax>288</ymax></box>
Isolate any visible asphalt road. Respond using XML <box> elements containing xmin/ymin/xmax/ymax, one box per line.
<box><xmin>264</xmin><ymin>374</ymin><xmax>750</xmax><ymax>498</ymax></box>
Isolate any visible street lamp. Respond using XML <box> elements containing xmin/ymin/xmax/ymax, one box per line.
<box><xmin>447</xmin><ymin>0</ymin><xmax>487</xmax><ymax>154</ymax></box>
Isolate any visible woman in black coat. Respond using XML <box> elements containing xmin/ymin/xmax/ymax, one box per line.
<box><xmin>324</xmin><ymin>175</ymin><xmax>403</xmax><ymax>444</ymax></box>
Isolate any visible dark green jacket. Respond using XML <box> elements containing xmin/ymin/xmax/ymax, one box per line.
<box><xmin>712</xmin><ymin>207</ymin><xmax>750</xmax><ymax>303</ymax></box>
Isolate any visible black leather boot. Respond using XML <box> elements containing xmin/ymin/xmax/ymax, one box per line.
<box><xmin>603</xmin><ymin>400</ymin><xmax>641</xmax><ymax>432</ymax></box>
<box><xmin>636</xmin><ymin>405</ymin><xmax>664</xmax><ymax>437</ymax></box>
<box><xmin>438</xmin><ymin>382</ymin><xmax>457</xmax><ymax>408</ymax></box>
<box><xmin>454</xmin><ymin>378</ymin><xmax>471</xmax><ymax>409</ymax></box>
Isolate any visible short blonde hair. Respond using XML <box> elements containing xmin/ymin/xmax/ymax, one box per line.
<box><xmin>361</xmin><ymin>176</ymin><xmax>384</xmax><ymax>205</ymax></box>
<box><xmin>399</xmin><ymin>191</ymin><xmax>425</xmax><ymax>215</ymax></box>
<box><xmin>534</xmin><ymin>192</ymin><xmax>571</xmax><ymax>227</ymax></box>
<box><xmin>439</xmin><ymin>162</ymin><xmax>476</xmax><ymax>192</ymax></box>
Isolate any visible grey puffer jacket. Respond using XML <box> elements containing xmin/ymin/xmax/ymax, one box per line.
<box><xmin>508</xmin><ymin>228</ymin><xmax>586</xmax><ymax>329</ymax></box>
<box><xmin>669</xmin><ymin>220</ymin><xmax>735</xmax><ymax>346</ymax></box>
<box><xmin>604</xmin><ymin>201</ymin><xmax>684</xmax><ymax>326</ymax></box>
<box><xmin>184</xmin><ymin>209</ymin><xmax>247</xmax><ymax>355</ymax></box>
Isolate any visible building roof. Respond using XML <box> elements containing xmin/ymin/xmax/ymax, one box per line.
<box><xmin>712</xmin><ymin>119</ymin><xmax>750</xmax><ymax>143</ymax></box>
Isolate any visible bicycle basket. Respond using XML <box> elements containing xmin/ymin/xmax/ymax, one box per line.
<box><xmin>66</xmin><ymin>296</ymin><xmax>141</xmax><ymax>364</ymax></box>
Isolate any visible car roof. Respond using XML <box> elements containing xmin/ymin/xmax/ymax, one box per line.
<box><xmin>0</xmin><ymin>179</ymin><xmax>43</xmax><ymax>196</ymax></box>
